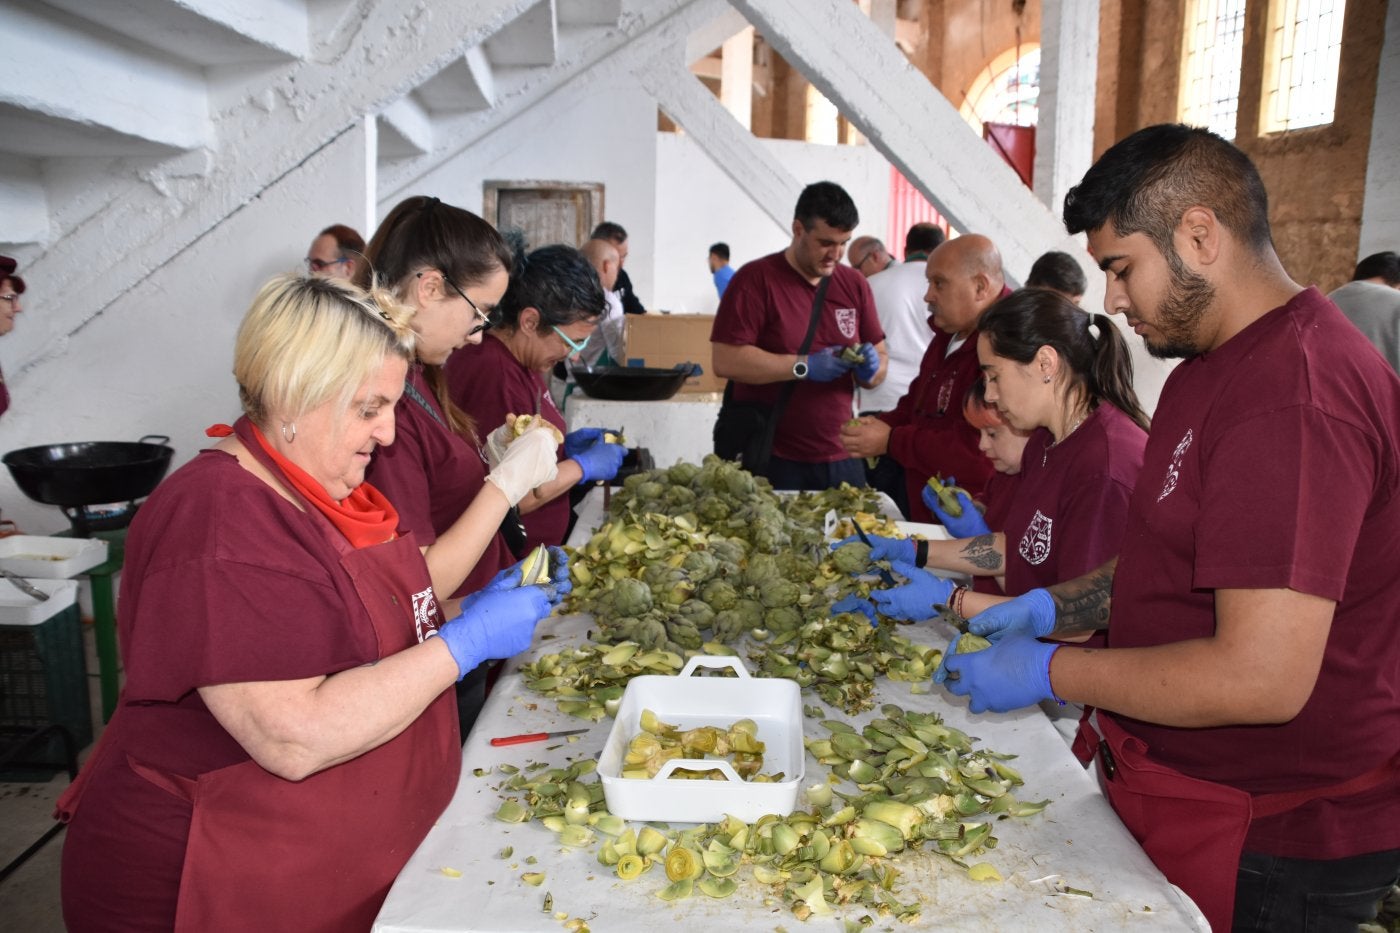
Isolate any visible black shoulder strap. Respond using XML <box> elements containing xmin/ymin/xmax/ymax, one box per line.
<box><xmin>748</xmin><ymin>275</ymin><xmax>831</xmax><ymax>472</ymax></box>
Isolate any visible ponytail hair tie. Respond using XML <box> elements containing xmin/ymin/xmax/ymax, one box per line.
<box><xmin>1087</xmin><ymin>315</ymin><xmax>1104</xmax><ymax>340</ymax></box>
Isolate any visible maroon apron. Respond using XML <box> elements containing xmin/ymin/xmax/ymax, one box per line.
<box><xmin>1076</xmin><ymin>712</ymin><xmax>1399</xmax><ymax>932</ymax></box>
<box><xmin>59</xmin><ymin>425</ymin><xmax>460</xmax><ymax>932</ymax></box>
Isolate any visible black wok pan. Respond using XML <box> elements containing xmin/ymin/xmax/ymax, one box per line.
<box><xmin>571</xmin><ymin>365</ymin><xmax>698</xmax><ymax>402</ymax></box>
<box><xmin>4</xmin><ymin>435</ymin><xmax>174</xmax><ymax>509</ymax></box>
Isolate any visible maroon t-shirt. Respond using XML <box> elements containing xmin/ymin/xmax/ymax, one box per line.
<box><xmin>880</xmin><ymin>326</ymin><xmax>995</xmax><ymax>521</ymax></box>
<box><xmin>1110</xmin><ymin>287</ymin><xmax>1400</xmax><ymax>859</ymax></box>
<box><xmin>61</xmin><ymin>451</ymin><xmax>388</xmax><ymax>921</ymax></box>
<box><xmin>445</xmin><ymin>334</ymin><xmax>570</xmax><ymax>549</ymax></box>
<box><xmin>366</xmin><ymin>365</ymin><xmax>511</xmax><ymax>598</ymax></box>
<box><xmin>711</xmin><ymin>251</ymin><xmax>884</xmax><ymax>463</ymax></box>
<box><xmin>1001</xmin><ymin>403</ymin><xmax>1145</xmax><ymax>595</ymax></box>
<box><xmin>0</xmin><ymin>364</ymin><xmax>9</xmax><ymax>419</ymax></box>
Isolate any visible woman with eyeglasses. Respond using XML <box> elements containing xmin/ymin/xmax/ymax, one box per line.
<box><xmin>355</xmin><ymin>196</ymin><xmax>567</xmax><ymax>737</ymax></box>
<box><xmin>0</xmin><ymin>255</ymin><xmax>25</xmax><ymax>419</ymax></box>
<box><xmin>446</xmin><ymin>243</ymin><xmax>627</xmax><ymax>550</ymax></box>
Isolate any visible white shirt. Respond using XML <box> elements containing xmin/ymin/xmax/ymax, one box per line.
<box><xmin>859</xmin><ymin>260</ymin><xmax>934</xmax><ymax>412</ymax></box>
<box><xmin>580</xmin><ymin>289</ymin><xmax>626</xmax><ymax>368</ymax></box>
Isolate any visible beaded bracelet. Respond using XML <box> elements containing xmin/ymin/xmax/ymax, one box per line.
<box><xmin>946</xmin><ymin>584</ymin><xmax>967</xmax><ymax>620</ymax></box>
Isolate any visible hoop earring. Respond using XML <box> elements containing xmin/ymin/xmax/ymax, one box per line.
<box><xmin>281</xmin><ymin>422</ymin><xmax>297</xmax><ymax>443</ymax></box>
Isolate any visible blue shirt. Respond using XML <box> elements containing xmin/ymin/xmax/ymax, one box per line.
<box><xmin>713</xmin><ymin>264</ymin><xmax>735</xmax><ymax>298</ymax></box>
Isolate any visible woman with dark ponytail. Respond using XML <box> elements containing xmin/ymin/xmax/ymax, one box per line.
<box><xmin>357</xmin><ymin>195</ymin><xmax>569</xmax><ymax>738</ymax></box>
<box><xmin>848</xmin><ymin>287</ymin><xmax>1148</xmax><ymax>630</ymax></box>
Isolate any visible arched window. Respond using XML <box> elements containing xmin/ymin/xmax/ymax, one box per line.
<box><xmin>959</xmin><ymin>45</ymin><xmax>1041</xmax><ymax>136</ymax></box>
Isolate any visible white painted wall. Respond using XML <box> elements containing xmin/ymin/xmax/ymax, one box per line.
<box><xmin>0</xmin><ymin>125</ymin><xmax>370</xmax><ymax>534</ymax></box>
<box><xmin>385</xmin><ymin>82</ymin><xmax>661</xmax><ymax>309</ymax></box>
<box><xmin>653</xmin><ymin>133</ymin><xmax>892</xmax><ymax>314</ymax></box>
<box><xmin>393</xmin><ymin>74</ymin><xmax>892</xmax><ymax>320</ymax></box>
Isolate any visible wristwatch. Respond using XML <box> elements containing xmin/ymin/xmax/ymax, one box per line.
<box><xmin>792</xmin><ymin>357</ymin><xmax>809</xmax><ymax>380</ymax></box>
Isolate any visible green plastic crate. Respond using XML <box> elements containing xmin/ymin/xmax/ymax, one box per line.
<box><xmin>0</xmin><ymin>601</ymin><xmax>92</xmax><ymax>780</ymax></box>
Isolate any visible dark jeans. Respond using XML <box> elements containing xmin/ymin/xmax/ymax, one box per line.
<box><xmin>454</xmin><ymin>663</ymin><xmax>490</xmax><ymax>744</ymax></box>
<box><xmin>864</xmin><ymin>454</ymin><xmax>909</xmax><ymax>518</ymax></box>
<box><xmin>1233</xmin><ymin>847</ymin><xmax>1400</xmax><ymax>932</ymax></box>
<box><xmin>762</xmin><ymin>455</ymin><xmax>866</xmax><ymax>491</ymax></box>
<box><xmin>858</xmin><ymin>411</ymin><xmax>908</xmax><ymax>517</ymax></box>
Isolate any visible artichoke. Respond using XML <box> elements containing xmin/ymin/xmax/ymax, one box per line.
<box><xmin>831</xmin><ymin>541</ymin><xmax>873</xmax><ymax>574</ymax></box>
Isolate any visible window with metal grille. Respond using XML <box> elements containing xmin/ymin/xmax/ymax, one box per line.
<box><xmin>1261</xmin><ymin>0</ymin><xmax>1346</xmax><ymax>132</ymax></box>
<box><xmin>1179</xmin><ymin>0</ymin><xmax>1247</xmax><ymax>139</ymax></box>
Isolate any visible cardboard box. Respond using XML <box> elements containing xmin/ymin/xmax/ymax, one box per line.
<box><xmin>622</xmin><ymin>313</ymin><xmax>724</xmax><ymax>394</ymax></box>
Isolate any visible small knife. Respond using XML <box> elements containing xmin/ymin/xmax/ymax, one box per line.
<box><xmin>850</xmin><ymin>520</ymin><xmax>897</xmax><ymax>587</ymax></box>
<box><xmin>490</xmin><ymin>728</ymin><xmax>590</xmax><ymax>747</ymax></box>
<box><xmin>0</xmin><ymin>568</ymin><xmax>49</xmax><ymax>601</ymax></box>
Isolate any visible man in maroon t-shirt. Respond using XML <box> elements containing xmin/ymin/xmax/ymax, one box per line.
<box><xmin>840</xmin><ymin>234</ymin><xmax>1003</xmax><ymax>522</ymax></box>
<box><xmin>940</xmin><ymin>124</ymin><xmax>1400</xmax><ymax>931</ymax></box>
<box><xmin>710</xmin><ymin>182</ymin><xmax>887</xmax><ymax>490</ymax></box>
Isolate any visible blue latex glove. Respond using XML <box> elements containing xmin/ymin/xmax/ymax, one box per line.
<box><xmin>940</xmin><ymin>634</ymin><xmax>1061</xmax><ymax>714</ymax></box>
<box><xmin>434</xmin><ymin>587</ymin><xmax>553</xmax><ymax>681</ymax></box>
<box><xmin>573</xmin><ymin>440</ymin><xmax>627</xmax><ymax>483</ymax></box>
<box><xmin>805</xmin><ymin>346</ymin><xmax>856</xmax><ymax>383</ymax></box>
<box><xmin>830</xmin><ymin>594</ymin><xmax>878</xmax><ymax>626</ymax></box>
<box><xmin>853</xmin><ymin>342</ymin><xmax>880</xmax><ymax>383</ymax></box>
<box><xmin>930</xmin><ymin>588</ymin><xmax>1058</xmax><ymax>683</ymax></box>
<box><xmin>869</xmin><ymin>560</ymin><xmax>954</xmax><ymax>622</ymax></box>
<box><xmin>564</xmin><ymin>427</ymin><xmax>613</xmax><ymax>459</ymax></box>
<box><xmin>543</xmin><ymin>545</ymin><xmax>572</xmax><ymax>599</ymax></box>
<box><xmin>968</xmin><ymin>587</ymin><xmax>1056</xmax><ymax>642</ymax></box>
<box><xmin>831</xmin><ymin>534</ymin><xmax>914</xmax><ymax>565</ymax></box>
<box><xmin>460</xmin><ymin>546</ymin><xmax>573</xmax><ymax>612</ymax></box>
<box><xmin>922</xmin><ymin>484</ymin><xmax>990</xmax><ymax>538</ymax></box>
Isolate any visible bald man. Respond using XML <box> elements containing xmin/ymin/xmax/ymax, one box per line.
<box><xmin>841</xmin><ymin>234</ymin><xmax>1006</xmax><ymax>522</ymax></box>
<box><xmin>579</xmin><ymin>238</ymin><xmax>624</xmax><ymax>367</ymax></box>
<box><xmin>849</xmin><ymin>236</ymin><xmax>894</xmax><ymax>278</ymax></box>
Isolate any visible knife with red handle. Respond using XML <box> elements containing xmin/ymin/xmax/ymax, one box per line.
<box><xmin>489</xmin><ymin>728</ymin><xmax>590</xmax><ymax>747</ymax></box>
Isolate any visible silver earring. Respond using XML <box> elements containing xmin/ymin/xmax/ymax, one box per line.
<box><xmin>1043</xmin><ymin>376</ymin><xmax>1051</xmax><ymax>384</ymax></box>
<box><xmin>281</xmin><ymin>422</ymin><xmax>297</xmax><ymax>443</ymax></box>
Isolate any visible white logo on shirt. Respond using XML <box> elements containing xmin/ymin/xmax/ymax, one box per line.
<box><xmin>835</xmin><ymin>307</ymin><xmax>859</xmax><ymax>340</ymax></box>
<box><xmin>413</xmin><ymin>586</ymin><xmax>440</xmax><ymax>643</ymax></box>
<box><xmin>1158</xmin><ymin>429</ymin><xmax>1194</xmax><ymax>503</ymax></box>
<box><xmin>1018</xmin><ymin>510</ymin><xmax>1053</xmax><ymax>566</ymax></box>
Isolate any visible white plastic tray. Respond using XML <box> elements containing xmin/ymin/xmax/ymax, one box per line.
<box><xmin>598</xmin><ymin>655</ymin><xmax>804</xmax><ymax>823</ymax></box>
<box><xmin>0</xmin><ymin>535</ymin><xmax>108</xmax><ymax>579</ymax></box>
<box><xmin>0</xmin><ymin>578</ymin><xmax>80</xmax><ymax>626</ymax></box>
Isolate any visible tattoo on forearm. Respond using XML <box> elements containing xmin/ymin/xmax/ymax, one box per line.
<box><xmin>960</xmin><ymin>534</ymin><xmax>1003</xmax><ymax>572</ymax></box>
<box><xmin>1051</xmin><ymin>559</ymin><xmax>1115</xmax><ymax>634</ymax></box>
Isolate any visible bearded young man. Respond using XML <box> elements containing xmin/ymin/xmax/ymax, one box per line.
<box><xmin>934</xmin><ymin>124</ymin><xmax>1400</xmax><ymax>931</ymax></box>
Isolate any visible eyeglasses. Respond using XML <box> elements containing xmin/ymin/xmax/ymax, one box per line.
<box><xmin>0</xmin><ymin>294</ymin><xmax>18</xmax><ymax>306</ymax></box>
<box><xmin>853</xmin><ymin>251</ymin><xmax>880</xmax><ymax>271</ymax></box>
<box><xmin>440</xmin><ymin>272</ymin><xmax>494</xmax><ymax>336</ymax></box>
<box><xmin>551</xmin><ymin>325</ymin><xmax>591</xmax><ymax>356</ymax></box>
<box><xmin>305</xmin><ymin>256</ymin><xmax>350</xmax><ymax>272</ymax></box>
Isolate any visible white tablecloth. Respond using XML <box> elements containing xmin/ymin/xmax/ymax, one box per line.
<box><xmin>374</xmin><ymin>490</ymin><xmax>1207</xmax><ymax>932</ymax></box>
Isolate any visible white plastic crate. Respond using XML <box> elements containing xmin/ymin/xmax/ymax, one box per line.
<box><xmin>597</xmin><ymin>655</ymin><xmax>803</xmax><ymax>823</ymax></box>
<box><xmin>0</xmin><ymin>536</ymin><xmax>108</xmax><ymax>579</ymax></box>
<box><xmin>0</xmin><ymin>578</ymin><xmax>80</xmax><ymax>626</ymax></box>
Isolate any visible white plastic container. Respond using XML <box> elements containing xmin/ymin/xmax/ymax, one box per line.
<box><xmin>0</xmin><ymin>578</ymin><xmax>81</xmax><ymax>625</ymax></box>
<box><xmin>598</xmin><ymin>655</ymin><xmax>804</xmax><ymax>823</ymax></box>
<box><xmin>0</xmin><ymin>535</ymin><xmax>108</xmax><ymax>579</ymax></box>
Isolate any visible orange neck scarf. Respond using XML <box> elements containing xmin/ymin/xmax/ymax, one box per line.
<box><xmin>207</xmin><ymin>420</ymin><xmax>399</xmax><ymax>549</ymax></box>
